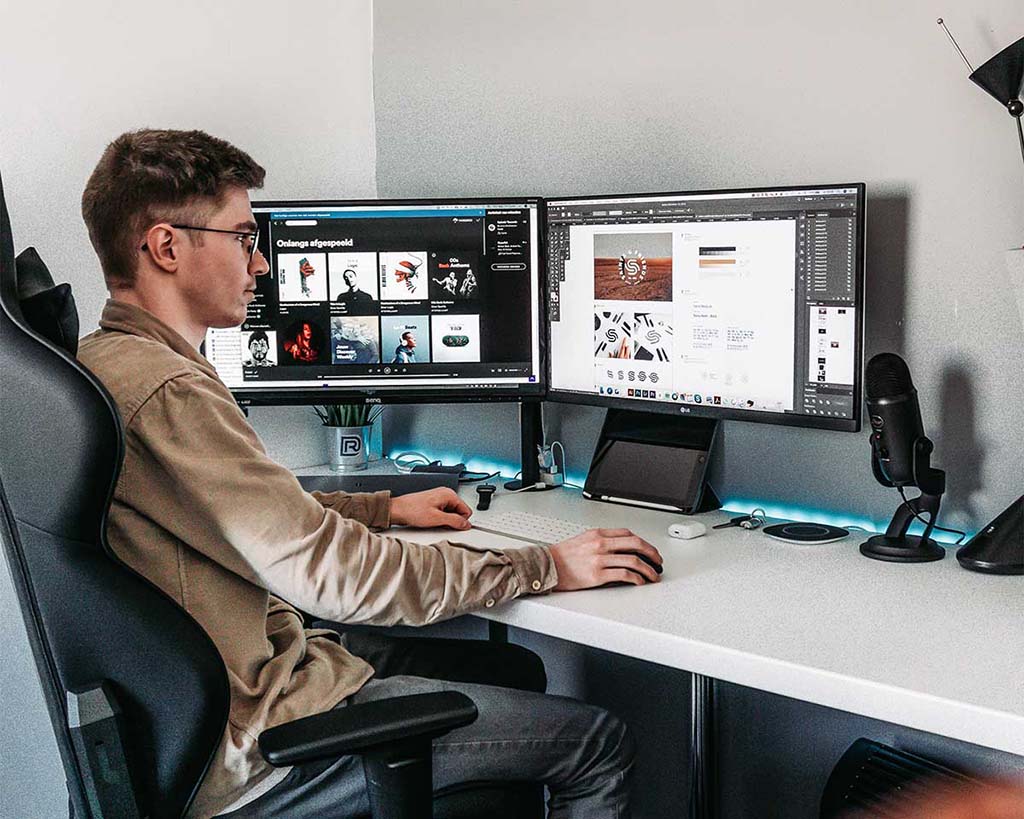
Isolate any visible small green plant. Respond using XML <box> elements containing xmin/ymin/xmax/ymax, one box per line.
<box><xmin>313</xmin><ymin>404</ymin><xmax>384</xmax><ymax>427</ymax></box>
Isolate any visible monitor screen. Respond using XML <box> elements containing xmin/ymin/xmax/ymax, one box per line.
<box><xmin>205</xmin><ymin>198</ymin><xmax>545</xmax><ymax>405</ymax></box>
<box><xmin>546</xmin><ymin>184</ymin><xmax>865</xmax><ymax>431</ymax></box>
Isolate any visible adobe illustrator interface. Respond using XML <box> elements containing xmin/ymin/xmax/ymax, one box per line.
<box><xmin>205</xmin><ymin>201</ymin><xmax>542</xmax><ymax>394</ymax></box>
<box><xmin>546</xmin><ymin>186</ymin><xmax>863</xmax><ymax>423</ymax></box>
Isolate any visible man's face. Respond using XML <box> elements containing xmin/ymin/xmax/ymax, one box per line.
<box><xmin>177</xmin><ymin>186</ymin><xmax>268</xmax><ymax>329</ymax></box>
<box><xmin>343</xmin><ymin>269</ymin><xmax>357</xmax><ymax>288</ymax></box>
<box><xmin>405</xmin><ymin>333</ymin><xmax>416</xmax><ymax>349</ymax></box>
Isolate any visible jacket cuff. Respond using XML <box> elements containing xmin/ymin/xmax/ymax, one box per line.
<box><xmin>505</xmin><ymin>544</ymin><xmax>558</xmax><ymax>596</ymax></box>
<box><xmin>361</xmin><ymin>490</ymin><xmax>392</xmax><ymax>531</ymax></box>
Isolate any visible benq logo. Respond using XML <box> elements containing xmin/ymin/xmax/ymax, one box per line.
<box><xmin>679</xmin><ymin>405</ymin><xmax>691</xmax><ymax>414</ymax></box>
<box><xmin>340</xmin><ymin>436</ymin><xmax>363</xmax><ymax>456</ymax></box>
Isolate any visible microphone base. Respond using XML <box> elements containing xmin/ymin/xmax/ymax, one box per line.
<box><xmin>860</xmin><ymin>534</ymin><xmax>945</xmax><ymax>563</ymax></box>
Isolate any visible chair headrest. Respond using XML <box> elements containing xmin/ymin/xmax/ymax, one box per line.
<box><xmin>15</xmin><ymin>248</ymin><xmax>79</xmax><ymax>355</ymax></box>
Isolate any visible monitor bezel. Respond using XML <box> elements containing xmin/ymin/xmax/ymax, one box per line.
<box><xmin>226</xmin><ymin>196</ymin><xmax>548</xmax><ymax>407</ymax></box>
<box><xmin>543</xmin><ymin>182</ymin><xmax>866</xmax><ymax>433</ymax></box>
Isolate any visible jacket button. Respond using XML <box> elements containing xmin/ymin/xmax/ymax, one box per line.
<box><xmin>531</xmin><ymin>580</ymin><xmax>542</xmax><ymax>591</ymax></box>
<box><xmin>485</xmin><ymin>599</ymin><xmax>495</xmax><ymax>608</ymax></box>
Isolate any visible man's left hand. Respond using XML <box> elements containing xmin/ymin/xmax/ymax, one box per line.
<box><xmin>390</xmin><ymin>488</ymin><xmax>472</xmax><ymax>530</ymax></box>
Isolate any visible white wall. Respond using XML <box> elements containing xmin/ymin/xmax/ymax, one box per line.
<box><xmin>0</xmin><ymin>1</ymin><xmax>376</xmax><ymax>814</ymax></box>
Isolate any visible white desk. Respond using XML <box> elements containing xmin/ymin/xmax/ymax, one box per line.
<box><xmin>397</xmin><ymin>483</ymin><xmax>1024</xmax><ymax>760</ymax></box>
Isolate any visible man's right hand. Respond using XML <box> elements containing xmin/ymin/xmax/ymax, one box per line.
<box><xmin>549</xmin><ymin>528</ymin><xmax>662</xmax><ymax>591</ymax></box>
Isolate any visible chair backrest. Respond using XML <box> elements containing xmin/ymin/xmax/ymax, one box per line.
<box><xmin>0</xmin><ymin>171</ymin><xmax>230</xmax><ymax>818</ymax></box>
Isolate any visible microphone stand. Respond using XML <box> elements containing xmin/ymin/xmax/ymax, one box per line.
<box><xmin>861</xmin><ymin>436</ymin><xmax>946</xmax><ymax>562</ymax></box>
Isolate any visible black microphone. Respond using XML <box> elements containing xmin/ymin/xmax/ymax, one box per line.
<box><xmin>861</xmin><ymin>352</ymin><xmax>946</xmax><ymax>563</ymax></box>
<box><xmin>865</xmin><ymin>353</ymin><xmax>925</xmax><ymax>487</ymax></box>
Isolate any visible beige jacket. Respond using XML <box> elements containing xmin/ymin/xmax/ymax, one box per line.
<box><xmin>78</xmin><ymin>300</ymin><xmax>557</xmax><ymax>817</ymax></box>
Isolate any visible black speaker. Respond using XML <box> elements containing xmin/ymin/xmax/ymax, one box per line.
<box><xmin>957</xmin><ymin>496</ymin><xmax>1024</xmax><ymax>575</ymax></box>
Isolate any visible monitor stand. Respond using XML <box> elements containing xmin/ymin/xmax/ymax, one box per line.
<box><xmin>582</xmin><ymin>409</ymin><xmax>722</xmax><ymax>514</ymax></box>
<box><xmin>503</xmin><ymin>400</ymin><xmax>557</xmax><ymax>492</ymax></box>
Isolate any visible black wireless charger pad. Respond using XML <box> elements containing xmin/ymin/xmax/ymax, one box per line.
<box><xmin>763</xmin><ymin>522</ymin><xmax>850</xmax><ymax>544</ymax></box>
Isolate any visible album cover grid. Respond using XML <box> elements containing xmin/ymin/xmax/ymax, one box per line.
<box><xmin>242</xmin><ymin>249</ymin><xmax>483</xmax><ymax>368</ymax></box>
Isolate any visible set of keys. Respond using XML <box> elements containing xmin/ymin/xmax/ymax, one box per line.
<box><xmin>712</xmin><ymin>508</ymin><xmax>766</xmax><ymax>531</ymax></box>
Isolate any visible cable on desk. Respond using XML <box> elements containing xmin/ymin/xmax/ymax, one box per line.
<box><xmin>393</xmin><ymin>451</ymin><xmax>432</xmax><ymax>473</ymax></box>
<box><xmin>459</xmin><ymin>470</ymin><xmax>499</xmax><ymax>484</ymax></box>
<box><xmin>897</xmin><ymin>486</ymin><xmax>967</xmax><ymax>544</ymax></box>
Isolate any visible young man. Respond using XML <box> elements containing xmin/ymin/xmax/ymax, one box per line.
<box><xmin>78</xmin><ymin>129</ymin><xmax>661</xmax><ymax>818</ymax></box>
<box><xmin>335</xmin><ymin>267</ymin><xmax>375</xmax><ymax>305</ymax></box>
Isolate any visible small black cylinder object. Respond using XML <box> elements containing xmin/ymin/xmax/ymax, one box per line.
<box><xmin>475</xmin><ymin>483</ymin><xmax>496</xmax><ymax>511</ymax></box>
<box><xmin>865</xmin><ymin>352</ymin><xmax>925</xmax><ymax>486</ymax></box>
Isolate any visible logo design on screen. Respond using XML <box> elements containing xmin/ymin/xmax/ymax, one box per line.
<box><xmin>442</xmin><ymin>335</ymin><xmax>470</xmax><ymax>347</ymax></box>
<box><xmin>617</xmin><ymin>249</ymin><xmax>648</xmax><ymax>286</ymax></box>
<box><xmin>339</xmin><ymin>436</ymin><xmax>363</xmax><ymax>456</ymax></box>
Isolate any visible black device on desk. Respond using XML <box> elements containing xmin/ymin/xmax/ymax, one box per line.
<box><xmin>297</xmin><ymin>473</ymin><xmax>459</xmax><ymax>497</ymax></box>
<box><xmin>544</xmin><ymin>183</ymin><xmax>867</xmax><ymax>511</ymax></box>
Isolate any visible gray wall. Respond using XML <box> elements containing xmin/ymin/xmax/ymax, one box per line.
<box><xmin>371</xmin><ymin>1</ymin><xmax>1024</xmax><ymax>815</ymax></box>
<box><xmin>374</xmin><ymin>0</ymin><xmax>1024</xmax><ymax>534</ymax></box>
<box><xmin>0</xmin><ymin>1</ymin><xmax>377</xmax><ymax>814</ymax></box>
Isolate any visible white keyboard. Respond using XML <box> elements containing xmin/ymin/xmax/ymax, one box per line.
<box><xmin>473</xmin><ymin>511</ymin><xmax>589</xmax><ymax>545</ymax></box>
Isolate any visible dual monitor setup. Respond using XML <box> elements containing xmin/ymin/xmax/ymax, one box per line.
<box><xmin>205</xmin><ymin>184</ymin><xmax>1019</xmax><ymax>574</ymax></box>
<box><xmin>204</xmin><ymin>183</ymin><xmax>869</xmax><ymax>528</ymax></box>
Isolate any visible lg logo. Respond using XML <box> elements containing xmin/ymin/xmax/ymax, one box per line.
<box><xmin>340</xmin><ymin>436</ymin><xmax>363</xmax><ymax>456</ymax></box>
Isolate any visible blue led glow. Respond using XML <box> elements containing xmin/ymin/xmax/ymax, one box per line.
<box><xmin>390</xmin><ymin>450</ymin><xmax>970</xmax><ymax>543</ymax></box>
<box><xmin>387</xmin><ymin>448</ymin><xmax>589</xmax><ymax>487</ymax></box>
<box><xmin>387</xmin><ymin>449</ymin><xmax>516</xmax><ymax>480</ymax></box>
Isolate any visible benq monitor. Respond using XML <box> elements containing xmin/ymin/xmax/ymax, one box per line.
<box><xmin>545</xmin><ymin>184</ymin><xmax>865</xmax><ymax>431</ymax></box>
<box><xmin>204</xmin><ymin>198</ymin><xmax>545</xmax><ymax>406</ymax></box>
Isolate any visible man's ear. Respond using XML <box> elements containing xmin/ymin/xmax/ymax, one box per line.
<box><xmin>141</xmin><ymin>224</ymin><xmax>180</xmax><ymax>273</ymax></box>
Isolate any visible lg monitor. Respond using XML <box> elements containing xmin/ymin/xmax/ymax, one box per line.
<box><xmin>204</xmin><ymin>198</ymin><xmax>545</xmax><ymax>406</ymax></box>
<box><xmin>545</xmin><ymin>184</ymin><xmax>866</xmax><ymax>432</ymax></box>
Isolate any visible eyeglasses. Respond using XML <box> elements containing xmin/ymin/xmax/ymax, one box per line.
<box><xmin>140</xmin><ymin>224</ymin><xmax>261</xmax><ymax>263</ymax></box>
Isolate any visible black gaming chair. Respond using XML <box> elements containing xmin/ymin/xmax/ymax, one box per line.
<box><xmin>0</xmin><ymin>171</ymin><xmax>542</xmax><ymax>818</ymax></box>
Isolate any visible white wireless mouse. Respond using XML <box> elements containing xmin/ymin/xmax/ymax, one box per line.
<box><xmin>668</xmin><ymin>521</ymin><xmax>707</xmax><ymax>540</ymax></box>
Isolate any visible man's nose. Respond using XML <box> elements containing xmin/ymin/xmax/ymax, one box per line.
<box><xmin>251</xmin><ymin>248</ymin><xmax>270</xmax><ymax>276</ymax></box>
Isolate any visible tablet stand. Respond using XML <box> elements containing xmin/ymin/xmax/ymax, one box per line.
<box><xmin>582</xmin><ymin>409</ymin><xmax>721</xmax><ymax>514</ymax></box>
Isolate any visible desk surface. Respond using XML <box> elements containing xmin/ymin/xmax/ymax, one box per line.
<box><xmin>395</xmin><ymin>484</ymin><xmax>1024</xmax><ymax>758</ymax></box>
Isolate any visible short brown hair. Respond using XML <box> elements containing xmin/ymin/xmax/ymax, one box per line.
<box><xmin>81</xmin><ymin>129</ymin><xmax>265</xmax><ymax>287</ymax></box>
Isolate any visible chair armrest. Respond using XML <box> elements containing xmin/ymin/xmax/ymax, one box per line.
<box><xmin>258</xmin><ymin>691</ymin><xmax>478</xmax><ymax>767</ymax></box>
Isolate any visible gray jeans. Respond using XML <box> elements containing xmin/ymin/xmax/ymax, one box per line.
<box><xmin>222</xmin><ymin>673</ymin><xmax>635</xmax><ymax>818</ymax></box>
